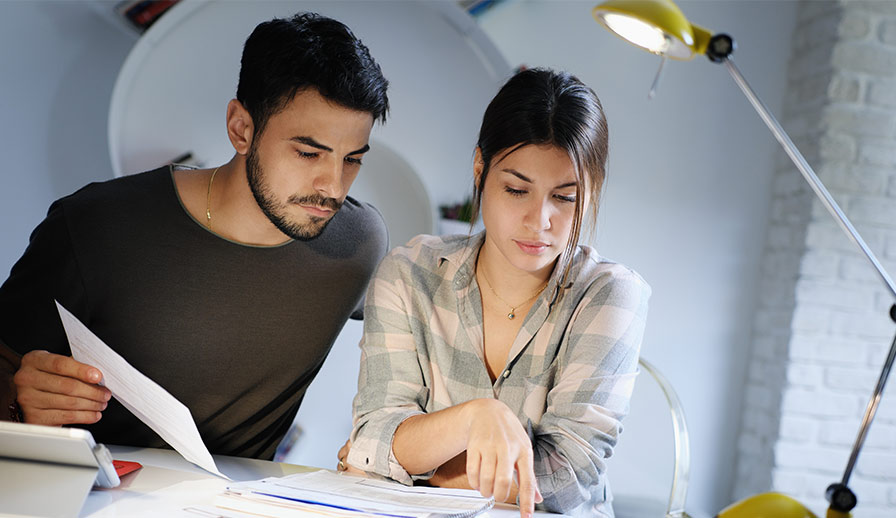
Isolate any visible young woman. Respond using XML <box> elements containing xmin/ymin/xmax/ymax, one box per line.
<box><xmin>342</xmin><ymin>68</ymin><xmax>650</xmax><ymax>518</ymax></box>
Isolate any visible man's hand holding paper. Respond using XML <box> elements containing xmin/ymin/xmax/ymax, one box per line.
<box><xmin>14</xmin><ymin>350</ymin><xmax>110</xmax><ymax>426</ymax></box>
<box><xmin>55</xmin><ymin>301</ymin><xmax>228</xmax><ymax>479</ymax></box>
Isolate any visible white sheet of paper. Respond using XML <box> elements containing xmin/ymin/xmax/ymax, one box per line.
<box><xmin>55</xmin><ymin>300</ymin><xmax>228</xmax><ymax>479</ymax></box>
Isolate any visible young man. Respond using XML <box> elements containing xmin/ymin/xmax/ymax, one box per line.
<box><xmin>0</xmin><ymin>12</ymin><xmax>389</xmax><ymax>461</ymax></box>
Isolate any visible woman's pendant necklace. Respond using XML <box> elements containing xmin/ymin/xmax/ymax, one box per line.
<box><xmin>480</xmin><ymin>268</ymin><xmax>548</xmax><ymax>321</ymax></box>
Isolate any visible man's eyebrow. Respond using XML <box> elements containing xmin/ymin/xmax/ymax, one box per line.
<box><xmin>291</xmin><ymin>136</ymin><xmax>332</xmax><ymax>152</ymax></box>
<box><xmin>348</xmin><ymin>144</ymin><xmax>370</xmax><ymax>156</ymax></box>
<box><xmin>291</xmin><ymin>137</ymin><xmax>369</xmax><ymax>156</ymax></box>
<box><xmin>503</xmin><ymin>169</ymin><xmax>578</xmax><ymax>189</ymax></box>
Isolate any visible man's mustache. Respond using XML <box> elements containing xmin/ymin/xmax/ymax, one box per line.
<box><xmin>288</xmin><ymin>194</ymin><xmax>342</xmax><ymax>211</ymax></box>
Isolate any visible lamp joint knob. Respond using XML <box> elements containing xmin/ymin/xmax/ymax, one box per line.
<box><xmin>825</xmin><ymin>483</ymin><xmax>857</xmax><ymax>513</ymax></box>
<box><xmin>706</xmin><ymin>33</ymin><xmax>735</xmax><ymax>63</ymax></box>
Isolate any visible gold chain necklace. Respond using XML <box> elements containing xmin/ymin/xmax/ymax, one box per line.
<box><xmin>205</xmin><ymin>166</ymin><xmax>221</xmax><ymax>229</ymax></box>
<box><xmin>479</xmin><ymin>267</ymin><xmax>548</xmax><ymax>320</ymax></box>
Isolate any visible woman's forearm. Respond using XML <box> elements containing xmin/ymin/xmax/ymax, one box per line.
<box><xmin>427</xmin><ymin>452</ymin><xmax>471</xmax><ymax>489</ymax></box>
<box><xmin>427</xmin><ymin>452</ymin><xmax>521</xmax><ymax>504</ymax></box>
<box><xmin>392</xmin><ymin>399</ymin><xmax>479</xmax><ymax>475</ymax></box>
<box><xmin>393</xmin><ymin>397</ymin><xmax>540</xmax><ymax>515</ymax></box>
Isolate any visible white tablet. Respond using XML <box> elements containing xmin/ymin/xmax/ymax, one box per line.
<box><xmin>0</xmin><ymin>420</ymin><xmax>119</xmax><ymax>488</ymax></box>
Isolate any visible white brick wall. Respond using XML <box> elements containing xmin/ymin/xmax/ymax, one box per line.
<box><xmin>733</xmin><ymin>0</ymin><xmax>896</xmax><ymax>514</ymax></box>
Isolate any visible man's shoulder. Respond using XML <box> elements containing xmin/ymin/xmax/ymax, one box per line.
<box><xmin>337</xmin><ymin>196</ymin><xmax>387</xmax><ymax>228</ymax></box>
<box><xmin>310</xmin><ymin>196</ymin><xmax>389</xmax><ymax>268</ymax></box>
<box><xmin>329</xmin><ymin>196</ymin><xmax>389</xmax><ymax>247</ymax></box>
<box><xmin>55</xmin><ymin>166</ymin><xmax>172</xmax><ymax>214</ymax></box>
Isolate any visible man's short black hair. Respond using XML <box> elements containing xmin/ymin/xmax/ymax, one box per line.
<box><xmin>237</xmin><ymin>12</ymin><xmax>389</xmax><ymax>136</ymax></box>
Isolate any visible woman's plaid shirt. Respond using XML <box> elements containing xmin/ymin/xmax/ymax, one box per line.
<box><xmin>349</xmin><ymin>233</ymin><xmax>650</xmax><ymax>517</ymax></box>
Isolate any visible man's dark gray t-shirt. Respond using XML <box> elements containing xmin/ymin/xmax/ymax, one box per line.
<box><xmin>0</xmin><ymin>166</ymin><xmax>388</xmax><ymax>459</ymax></box>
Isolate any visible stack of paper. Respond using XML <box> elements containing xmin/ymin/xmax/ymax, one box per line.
<box><xmin>215</xmin><ymin>470</ymin><xmax>494</xmax><ymax>518</ymax></box>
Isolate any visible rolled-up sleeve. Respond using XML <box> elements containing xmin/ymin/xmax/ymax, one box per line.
<box><xmin>348</xmin><ymin>252</ymin><xmax>432</xmax><ymax>485</ymax></box>
<box><xmin>531</xmin><ymin>269</ymin><xmax>651</xmax><ymax>515</ymax></box>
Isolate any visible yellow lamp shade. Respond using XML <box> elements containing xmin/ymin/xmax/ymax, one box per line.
<box><xmin>592</xmin><ymin>0</ymin><xmax>712</xmax><ymax>60</ymax></box>
<box><xmin>717</xmin><ymin>492</ymin><xmax>821</xmax><ymax>518</ymax></box>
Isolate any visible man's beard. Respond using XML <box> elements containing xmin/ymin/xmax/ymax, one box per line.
<box><xmin>245</xmin><ymin>144</ymin><xmax>342</xmax><ymax>241</ymax></box>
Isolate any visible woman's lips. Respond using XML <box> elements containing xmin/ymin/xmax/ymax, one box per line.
<box><xmin>514</xmin><ymin>239</ymin><xmax>549</xmax><ymax>255</ymax></box>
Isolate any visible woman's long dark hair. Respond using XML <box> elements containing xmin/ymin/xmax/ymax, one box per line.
<box><xmin>472</xmin><ymin>68</ymin><xmax>609</xmax><ymax>286</ymax></box>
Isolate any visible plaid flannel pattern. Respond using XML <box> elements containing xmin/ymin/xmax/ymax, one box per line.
<box><xmin>348</xmin><ymin>233</ymin><xmax>650</xmax><ymax>517</ymax></box>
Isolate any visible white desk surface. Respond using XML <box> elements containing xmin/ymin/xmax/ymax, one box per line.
<box><xmin>80</xmin><ymin>446</ymin><xmax>560</xmax><ymax>517</ymax></box>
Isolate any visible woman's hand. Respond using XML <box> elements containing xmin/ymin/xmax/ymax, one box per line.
<box><xmin>336</xmin><ymin>438</ymin><xmax>366</xmax><ymax>476</ymax></box>
<box><xmin>390</xmin><ymin>398</ymin><xmax>543</xmax><ymax>518</ymax></box>
<box><xmin>463</xmin><ymin>399</ymin><xmax>542</xmax><ymax>516</ymax></box>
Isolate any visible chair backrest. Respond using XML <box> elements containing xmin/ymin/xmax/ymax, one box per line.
<box><xmin>609</xmin><ymin>357</ymin><xmax>691</xmax><ymax>518</ymax></box>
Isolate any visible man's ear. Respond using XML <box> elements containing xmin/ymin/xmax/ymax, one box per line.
<box><xmin>473</xmin><ymin>147</ymin><xmax>485</xmax><ymax>191</ymax></box>
<box><xmin>226</xmin><ymin>99</ymin><xmax>254</xmax><ymax>155</ymax></box>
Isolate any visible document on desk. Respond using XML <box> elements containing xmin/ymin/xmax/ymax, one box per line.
<box><xmin>55</xmin><ymin>301</ymin><xmax>227</xmax><ymax>479</ymax></box>
<box><xmin>215</xmin><ymin>470</ymin><xmax>494</xmax><ymax>518</ymax></box>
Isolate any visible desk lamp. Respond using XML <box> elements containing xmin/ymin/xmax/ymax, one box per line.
<box><xmin>591</xmin><ymin>1</ymin><xmax>896</xmax><ymax>517</ymax></box>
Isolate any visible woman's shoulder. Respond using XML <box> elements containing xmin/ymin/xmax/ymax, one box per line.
<box><xmin>372</xmin><ymin>233</ymin><xmax>479</xmax><ymax>294</ymax></box>
<box><xmin>385</xmin><ymin>233</ymin><xmax>478</xmax><ymax>266</ymax></box>
<box><xmin>571</xmin><ymin>245</ymin><xmax>652</xmax><ymax>301</ymax></box>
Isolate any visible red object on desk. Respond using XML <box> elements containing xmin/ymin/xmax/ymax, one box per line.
<box><xmin>113</xmin><ymin>460</ymin><xmax>142</xmax><ymax>477</ymax></box>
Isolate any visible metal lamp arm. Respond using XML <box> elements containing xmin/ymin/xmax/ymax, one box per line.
<box><xmin>711</xmin><ymin>40</ymin><xmax>896</xmax><ymax>512</ymax></box>
<box><xmin>721</xmin><ymin>57</ymin><xmax>896</xmax><ymax>299</ymax></box>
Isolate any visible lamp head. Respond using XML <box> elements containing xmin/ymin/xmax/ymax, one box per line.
<box><xmin>717</xmin><ymin>493</ymin><xmax>820</xmax><ymax>518</ymax></box>
<box><xmin>592</xmin><ymin>0</ymin><xmax>712</xmax><ymax>60</ymax></box>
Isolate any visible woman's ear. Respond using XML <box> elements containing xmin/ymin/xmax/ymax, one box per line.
<box><xmin>473</xmin><ymin>147</ymin><xmax>485</xmax><ymax>190</ymax></box>
<box><xmin>226</xmin><ymin>99</ymin><xmax>255</xmax><ymax>155</ymax></box>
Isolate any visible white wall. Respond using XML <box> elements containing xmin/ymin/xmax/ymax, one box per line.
<box><xmin>477</xmin><ymin>0</ymin><xmax>798</xmax><ymax>514</ymax></box>
<box><xmin>0</xmin><ymin>0</ymin><xmax>136</xmax><ymax>277</ymax></box>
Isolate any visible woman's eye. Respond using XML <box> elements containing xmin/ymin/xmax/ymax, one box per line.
<box><xmin>345</xmin><ymin>156</ymin><xmax>363</xmax><ymax>166</ymax></box>
<box><xmin>555</xmin><ymin>194</ymin><xmax>576</xmax><ymax>203</ymax></box>
<box><xmin>297</xmin><ymin>150</ymin><xmax>319</xmax><ymax>159</ymax></box>
<box><xmin>504</xmin><ymin>186</ymin><xmax>526</xmax><ymax>197</ymax></box>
